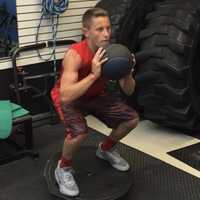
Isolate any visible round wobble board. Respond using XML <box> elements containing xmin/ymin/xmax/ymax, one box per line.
<box><xmin>44</xmin><ymin>145</ymin><xmax>134</xmax><ymax>200</ymax></box>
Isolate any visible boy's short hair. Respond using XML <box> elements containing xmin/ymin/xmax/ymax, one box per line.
<box><xmin>82</xmin><ymin>7</ymin><xmax>109</xmax><ymax>28</ymax></box>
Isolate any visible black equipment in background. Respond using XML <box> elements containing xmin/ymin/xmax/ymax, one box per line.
<box><xmin>9</xmin><ymin>40</ymin><xmax>76</xmax><ymax>127</ymax></box>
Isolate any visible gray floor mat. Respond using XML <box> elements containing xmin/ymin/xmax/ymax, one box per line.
<box><xmin>167</xmin><ymin>143</ymin><xmax>200</xmax><ymax>171</ymax></box>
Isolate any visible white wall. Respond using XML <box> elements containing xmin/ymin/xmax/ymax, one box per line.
<box><xmin>0</xmin><ymin>0</ymin><xmax>99</xmax><ymax>70</ymax></box>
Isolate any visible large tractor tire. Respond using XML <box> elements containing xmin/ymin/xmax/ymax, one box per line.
<box><xmin>117</xmin><ymin>0</ymin><xmax>156</xmax><ymax>51</ymax></box>
<box><xmin>135</xmin><ymin>0</ymin><xmax>200</xmax><ymax>132</ymax></box>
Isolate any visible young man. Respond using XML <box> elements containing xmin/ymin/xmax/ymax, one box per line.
<box><xmin>51</xmin><ymin>7</ymin><xmax>139</xmax><ymax>197</ymax></box>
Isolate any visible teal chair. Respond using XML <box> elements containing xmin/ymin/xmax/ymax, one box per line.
<box><xmin>0</xmin><ymin>100</ymin><xmax>38</xmax><ymax>164</ymax></box>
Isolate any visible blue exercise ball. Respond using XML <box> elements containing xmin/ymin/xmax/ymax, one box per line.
<box><xmin>102</xmin><ymin>43</ymin><xmax>133</xmax><ymax>80</ymax></box>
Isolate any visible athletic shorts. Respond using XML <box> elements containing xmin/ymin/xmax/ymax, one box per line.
<box><xmin>52</xmin><ymin>92</ymin><xmax>139</xmax><ymax>137</ymax></box>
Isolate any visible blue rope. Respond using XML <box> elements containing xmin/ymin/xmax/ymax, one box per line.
<box><xmin>42</xmin><ymin>0</ymin><xmax>69</xmax><ymax>15</ymax></box>
<box><xmin>36</xmin><ymin>0</ymin><xmax>69</xmax><ymax>74</ymax></box>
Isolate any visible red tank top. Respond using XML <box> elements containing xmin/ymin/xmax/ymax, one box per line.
<box><xmin>51</xmin><ymin>40</ymin><xmax>107</xmax><ymax>101</ymax></box>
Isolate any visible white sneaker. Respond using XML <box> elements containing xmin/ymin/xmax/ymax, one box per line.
<box><xmin>96</xmin><ymin>143</ymin><xmax>130</xmax><ymax>171</ymax></box>
<box><xmin>55</xmin><ymin>161</ymin><xmax>79</xmax><ymax>197</ymax></box>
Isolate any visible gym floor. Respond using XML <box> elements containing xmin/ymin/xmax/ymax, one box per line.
<box><xmin>0</xmin><ymin>116</ymin><xmax>200</xmax><ymax>200</ymax></box>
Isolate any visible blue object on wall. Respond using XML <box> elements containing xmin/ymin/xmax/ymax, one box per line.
<box><xmin>0</xmin><ymin>0</ymin><xmax>16</xmax><ymax>14</ymax></box>
<box><xmin>0</xmin><ymin>0</ymin><xmax>18</xmax><ymax>49</ymax></box>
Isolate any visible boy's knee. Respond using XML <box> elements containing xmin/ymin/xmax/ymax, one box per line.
<box><xmin>77</xmin><ymin>133</ymin><xmax>89</xmax><ymax>140</ymax></box>
<box><xmin>65</xmin><ymin>131</ymin><xmax>89</xmax><ymax>142</ymax></box>
<box><xmin>132</xmin><ymin>117</ymin><xmax>140</xmax><ymax>128</ymax></box>
<box><xmin>127</xmin><ymin>115</ymin><xmax>140</xmax><ymax>129</ymax></box>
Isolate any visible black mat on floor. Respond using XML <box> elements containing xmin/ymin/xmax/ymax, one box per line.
<box><xmin>167</xmin><ymin>143</ymin><xmax>200</xmax><ymax>171</ymax></box>
<box><xmin>0</xmin><ymin>123</ymin><xmax>200</xmax><ymax>200</ymax></box>
<box><xmin>44</xmin><ymin>147</ymin><xmax>134</xmax><ymax>200</ymax></box>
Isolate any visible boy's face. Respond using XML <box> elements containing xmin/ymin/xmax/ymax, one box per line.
<box><xmin>83</xmin><ymin>16</ymin><xmax>111</xmax><ymax>49</ymax></box>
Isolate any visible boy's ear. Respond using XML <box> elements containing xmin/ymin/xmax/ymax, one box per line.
<box><xmin>82</xmin><ymin>27</ymin><xmax>89</xmax><ymax>38</ymax></box>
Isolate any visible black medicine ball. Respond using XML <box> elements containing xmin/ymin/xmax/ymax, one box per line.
<box><xmin>102</xmin><ymin>43</ymin><xmax>133</xmax><ymax>80</ymax></box>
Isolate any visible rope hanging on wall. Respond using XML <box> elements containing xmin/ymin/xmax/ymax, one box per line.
<box><xmin>36</xmin><ymin>0</ymin><xmax>69</xmax><ymax>70</ymax></box>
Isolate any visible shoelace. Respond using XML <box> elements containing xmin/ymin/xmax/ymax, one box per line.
<box><xmin>110</xmin><ymin>150</ymin><xmax>127</xmax><ymax>166</ymax></box>
<box><xmin>62</xmin><ymin>168</ymin><xmax>76</xmax><ymax>186</ymax></box>
<box><xmin>107</xmin><ymin>148</ymin><xmax>122</xmax><ymax>163</ymax></box>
